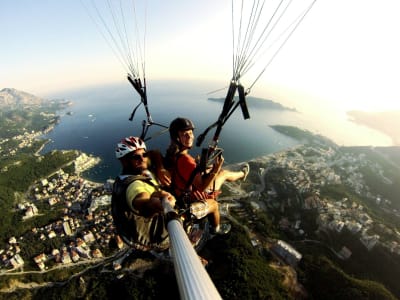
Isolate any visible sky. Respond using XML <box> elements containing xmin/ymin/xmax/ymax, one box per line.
<box><xmin>1</xmin><ymin>0</ymin><xmax>400</xmax><ymax>115</ymax></box>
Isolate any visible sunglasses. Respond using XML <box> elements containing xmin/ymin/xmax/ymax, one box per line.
<box><xmin>129</xmin><ymin>152</ymin><xmax>148</xmax><ymax>160</ymax></box>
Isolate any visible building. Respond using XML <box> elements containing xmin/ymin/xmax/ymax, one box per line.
<box><xmin>271</xmin><ymin>240</ymin><xmax>302</xmax><ymax>267</ymax></box>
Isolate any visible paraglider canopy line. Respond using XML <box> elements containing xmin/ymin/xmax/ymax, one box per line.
<box><xmin>231</xmin><ymin>0</ymin><xmax>318</xmax><ymax>89</ymax></box>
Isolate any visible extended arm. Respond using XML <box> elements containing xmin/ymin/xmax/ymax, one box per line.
<box><xmin>193</xmin><ymin>155</ymin><xmax>224</xmax><ymax>191</ymax></box>
<box><xmin>133</xmin><ymin>190</ymin><xmax>176</xmax><ymax>217</ymax></box>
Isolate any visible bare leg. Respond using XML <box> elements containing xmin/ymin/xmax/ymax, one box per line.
<box><xmin>206</xmin><ymin>198</ymin><xmax>220</xmax><ymax>227</ymax></box>
<box><xmin>213</xmin><ymin>169</ymin><xmax>245</xmax><ymax>190</ymax></box>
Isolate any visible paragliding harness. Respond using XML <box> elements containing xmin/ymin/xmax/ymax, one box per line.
<box><xmin>166</xmin><ymin>154</ymin><xmax>212</xmax><ymax>250</ymax></box>
<box><xmin>172</xmin><ymin>153</ymin><xmax>221</xmax><ymax>207</ymax></box>
<box><xmin>111</xmin><ymin>174</ymin><xmax>169</xmax><ymax>251</ymax></box>
<box><xmin>173</xmin><ymin>156</ymin><xmax>200</xmax><ymax>206</ymax></box>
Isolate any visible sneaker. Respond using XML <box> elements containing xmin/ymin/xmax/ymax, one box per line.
<box><xmin>211</xmin><ymin>223</ymin><xmax>231</xmax><ymax>235</ymax></box>
<box><xmin>241</xmin><ymin>163</ymin><xmax>250</xmax><ymax>181</ymax></box>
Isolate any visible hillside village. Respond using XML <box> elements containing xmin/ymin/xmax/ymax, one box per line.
<box><xmin>250</xmin><ymin>144</ymin><xmax>400</xmax><ymax>255</ymax></box>
<box><xmin>0</xmin><ymin>153</ymin><xmax>113</xmax><ymax>271</ymax></box>
<box><xmin>225</xmin><ymin>144</ymin><xmax>400</xmax><ymax>256</ymax></box>
<box><xmin>1</xmin><ymin>135</ymin><xmax>400</xmax><ymax>273</ymax></box>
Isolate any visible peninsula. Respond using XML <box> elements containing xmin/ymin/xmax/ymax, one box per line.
<box><xmin>208</xmin><ymin>95</ymin><xmax>297</xmax><ymax>111</ymax></box>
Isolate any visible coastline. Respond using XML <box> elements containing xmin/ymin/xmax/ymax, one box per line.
<box><xmin>35</xmin><ymin>138</ymin><xmax>51</xmax><ymax>156</ymax></box>
<box><xmin>347</xmin><ymin>110</ymin><xmax>400</xmax><ymax>146</ymax></box>
<box><xmin>74</xmin><ymin>152</ymin><xmax>102</xmax><ymax>178</ymax></box>
<box><xmin>37</xmin><ymin>85</ymin><xmax>398</xmax><ymax>183</ymax></box>
<box><xmin>35</xmin><ymin>108</ymin><xmax>103</xmax><ymax>184</ymax></box>
<box><xmin>37</xmin><ymin>132</ymin><xmax>106</xmax><ymax>195</ymax></box>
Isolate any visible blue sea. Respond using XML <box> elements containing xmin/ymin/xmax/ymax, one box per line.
<box><xmin>42</xmin><ymin>80</ymin><xmax>391</xmax><ymax>182</ymax></box>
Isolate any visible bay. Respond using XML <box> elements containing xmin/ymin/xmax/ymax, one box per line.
<box><xmin>42</xmin><ymin>80</ymin><xmax>392</xmax><ymax>182</ymax></box>
<box><xmin>42</xmin><ymin>81</ymin><xmax>301</xmax><ymax>182</ymax></box>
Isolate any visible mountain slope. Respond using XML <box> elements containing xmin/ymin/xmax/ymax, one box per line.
<box><xmin>0</xmin><ymin>88</ymin><xmax>46</xmax><ymax>108</ymax></box>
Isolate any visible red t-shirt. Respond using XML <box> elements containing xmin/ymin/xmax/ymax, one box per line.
<box><xmin>173</xmin><ymin>153</ymin><xmax>197</xmax><ymax>195</ymax></box>
<box><xmin>172</xmin><ymin>153</ymin><xmax>220</xmax><ymax>201</ymax></box>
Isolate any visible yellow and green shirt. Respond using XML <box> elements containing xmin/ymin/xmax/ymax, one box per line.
<box><xmin>125</xmin><ymin>174</ymin><xmax>159</xmax><ymax>213</ymax></box>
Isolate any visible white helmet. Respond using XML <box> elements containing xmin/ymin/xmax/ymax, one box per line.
<box><xmin>115</xmin><ymin>136</ymin><xmax>147</xmax><ymax>159</ymax></box>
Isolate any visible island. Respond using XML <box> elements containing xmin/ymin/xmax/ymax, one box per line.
<box><xmin>208</xmin><ymin>95</ymin><xmax>297</xmax><ymax>111</ymax></box>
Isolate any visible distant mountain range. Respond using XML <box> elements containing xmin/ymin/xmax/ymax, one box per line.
<box><xmin>208</xmin><ymin>96</ymin><xmax>297</xmax><ymax>112</ymax></box>
<box><xmin>0</xmin><ymin>88</ymin><xmax>71</xmax><ymax>112</ymax></box>
<box><xmin>0</xmin><ymin>88</ymin><xmax>47</xmax><ymax>108</ymax></box>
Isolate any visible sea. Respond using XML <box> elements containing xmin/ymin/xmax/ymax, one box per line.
<box><xmin>41</xmin><ymin>80</ymin><xmax>393</xmax><ymax>183</ymax></box>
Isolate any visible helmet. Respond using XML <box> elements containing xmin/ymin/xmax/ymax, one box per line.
<box><xmin>169</xmin><ymin>117</ymin><xmax>195</xmax><ymax>141</ymax></box>
<box><xmin>115</xmin><ymin>136</ymin><xmax>146</xmax><ymax>159</ymax></box>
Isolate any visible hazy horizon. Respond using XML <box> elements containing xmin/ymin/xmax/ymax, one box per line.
<box><xmin>29</xmin><ymin>80</ymin><xmax>396</xmax><ymax>150</ymax></box>
<box><xmin>2</xmin><ymin>0</ymin><xmax>400</xmax><ymax>117</ymax></box>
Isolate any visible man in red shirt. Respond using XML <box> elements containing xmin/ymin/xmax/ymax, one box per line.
<box><xmin>166</xmin><ymin>117</ymin><xmax>249</xmax><ymax>235</ymax></box>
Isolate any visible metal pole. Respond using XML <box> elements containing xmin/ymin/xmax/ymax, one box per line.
<box><xmin>163</xmin><ymin>199</ymin><xmax>222</xmax><ymax>300</ymax></box>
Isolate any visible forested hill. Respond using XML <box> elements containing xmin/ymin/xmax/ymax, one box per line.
<box><xmin>208</xmin><ymin>96</ymin><xmax>297</xmax><ymax>111</ymax></box>
<box><xmin>0</xmin><ymin>88</ymin><xmax>71</xmax><ymax>138</ymax></box>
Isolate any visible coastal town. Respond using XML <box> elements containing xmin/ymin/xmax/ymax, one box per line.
<box><xmin>1</xmin><ymin>132</ymin><xmax>400</xmax><ymax>273</ymax></box>
<box><xmin>248</xmin><ymin>144</ymin><xmax>400</xmax><ymax>256</ymax></box>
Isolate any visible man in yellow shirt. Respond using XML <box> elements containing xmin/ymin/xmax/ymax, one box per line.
<box><xmin>112</xmin><ymin>136</ymin><xmax>175</xmax><ymax>250</ymax></box>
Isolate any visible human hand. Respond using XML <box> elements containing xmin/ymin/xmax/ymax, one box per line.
<box><xmin>158</xmin><ymin>168</ymin><xmax>171</xmax><ymax>187</ymax></box>
<box><xmin>160</xmin><ymin>191</ymin><xmax>176</xmax><ymax>208</ymax></box>
<box><xmin>215</xmin><ymin>154</ymin><xmax>224</xmax><ymax>165</ymax></box>
<box><xmin>212</xmin><ymin>155</ymin><xmax>224</xmax><ymax>173</ymax></box>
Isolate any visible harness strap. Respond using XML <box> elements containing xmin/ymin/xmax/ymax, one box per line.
<box><xmin>172</xmin><ymin>154</ymin><xmax>221</xmax><ymax>209</ymax></box>
<box><xmin>173</xmin><ymin>154</ymin><xmax>201</xmax><ymax>193</ymax></box>
<box><xmin>111</xmin><ymin>174</ymin><xmax>169</xmax><ymax>250</ymax></box>
<box><xmin>121</xmin><ymin>174</ymin><xmax>159</xmax><ymax>214</ymax></box>
<box><xmin>119</xmin><ymin>174</ymin><xmax>155</xmax><ymax>186</ymax></box>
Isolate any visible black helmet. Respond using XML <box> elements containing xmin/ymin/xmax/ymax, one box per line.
<box><xmin>169</xmin><ymin>117</ymin><xmax>195</xmax><ymax>141</ymax></box>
